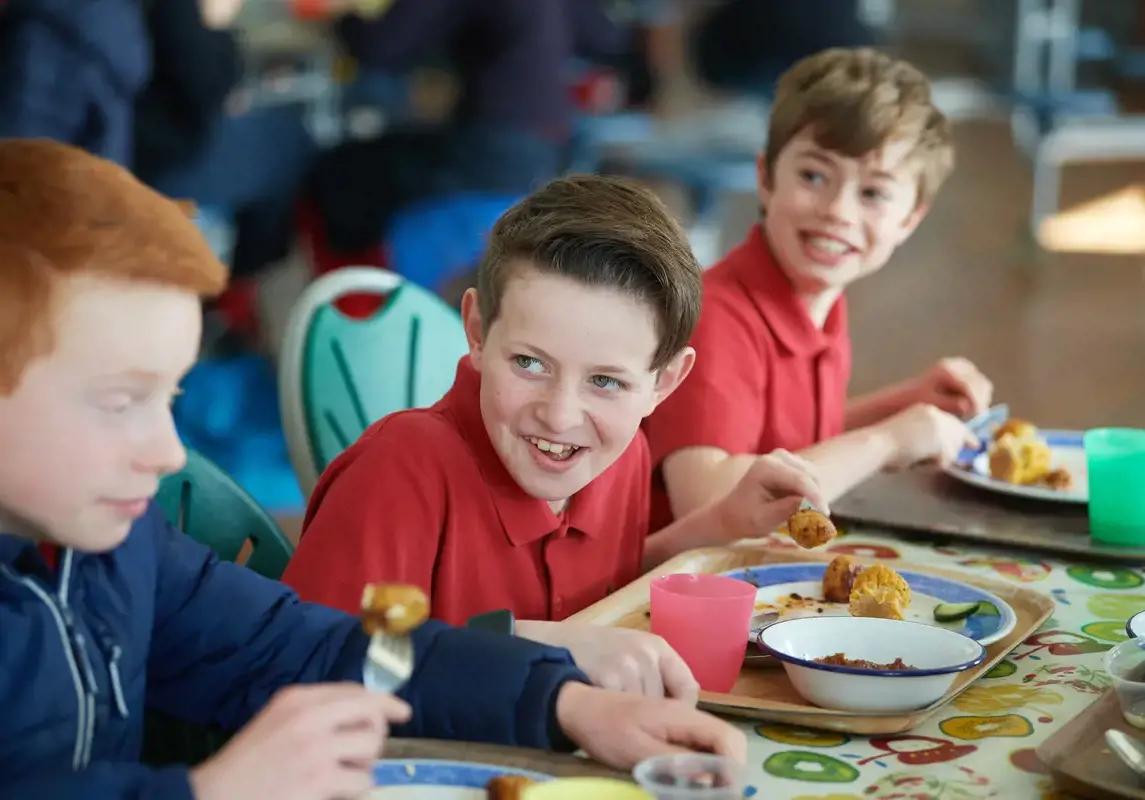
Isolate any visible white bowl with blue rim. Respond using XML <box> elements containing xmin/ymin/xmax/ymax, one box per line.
<box><xmin>758</xmin><ymin>616</ymin><xmax>987</xmax><ymax>713</ymax></box>
<box><xmin>723</xmin><ymin>563</ymin><xmax>1018</xmax><ymax>647</ymax></box>
<box><xmin>1127</xmin><ymin>611</ymin><xmax>1145</xmax><ymax>640</ymax></box>
<box><xmin>371</xmin><ymin>759</ymin><xmax>550</xmax><ymax>798</ymax></box>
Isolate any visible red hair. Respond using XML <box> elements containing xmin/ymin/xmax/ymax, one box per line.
<box><xmin>0</xmin><ymin>139</ymin><xmax>228</xmax><ymax>394</ymax></box>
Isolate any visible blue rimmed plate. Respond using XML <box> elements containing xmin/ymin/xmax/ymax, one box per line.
<box><xmin>722</xmin><ymin>563</ymin><xmax>1018</xmax><ymax>647</ymax></box>
<box><xmin>943</xmin><ymin>428</ymin><xmax>1088</xmax><ymax>504</ymax></box>
<box><xmin>371</xmin><ymin>759</ymin><xmax>551</xmax><ymax>798</ymax></box>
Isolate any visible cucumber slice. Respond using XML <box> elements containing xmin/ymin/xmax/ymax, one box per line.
<box><xmin>976</xmin><ymin>602</ymin><xmax>1001</xmax><ymax>617</ymax></box>
<box><xmin>934</xmin><ymin>601</ymin><xmax>982</xmax><ymax>623</ymax></box>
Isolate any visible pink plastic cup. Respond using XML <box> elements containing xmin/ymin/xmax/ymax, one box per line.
<box><xmin>649</xmin><ymin>573</ymin><xmax>756</xmax><ymax>693</ymax></box>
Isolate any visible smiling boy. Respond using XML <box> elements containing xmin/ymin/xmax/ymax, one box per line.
<box><xmin>284</xmin><ymin>174</ymin><xmax>826</xmax><ymax>697</ymax></box>
<box><xmin>0</xmin><ymin>140</ymin><xmax>745</xmax><ymax>800</ymax></box>
<box><xmin>642</xmin><ymin>47</ymin><xmax>995</xmax><ymax>531</ymax></box>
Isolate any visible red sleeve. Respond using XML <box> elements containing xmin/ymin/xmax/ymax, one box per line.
<box><xmin>282</xmin><ymin>417</ymin><xmax>447</xmax><ymax>615</ymax></box>
<box><xmin>644</xmin><ymin>291</ymin><xmax>768</xmax><ymax>467</ymax></box>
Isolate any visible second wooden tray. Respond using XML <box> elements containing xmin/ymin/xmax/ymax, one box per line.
<box><xmin>568</xmin><ymin>546</ymin><xmax>1055</xmax><ymax>735</ymax></box>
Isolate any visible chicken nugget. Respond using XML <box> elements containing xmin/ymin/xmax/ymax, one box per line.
<box><xmin>787</xmin><ymin>508</ymin><xmax>838</xmax><ymax>549</ymax></box>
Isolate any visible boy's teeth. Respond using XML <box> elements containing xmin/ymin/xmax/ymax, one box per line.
<box><xmin>528</xmin><ymin>436</ymin><xmax>577</xmax><ymax>455</ymax></box>
<box><xmin>808</xmin><ymin>236</ymin><xmax>849</xmax><ymax>254</ymax></box>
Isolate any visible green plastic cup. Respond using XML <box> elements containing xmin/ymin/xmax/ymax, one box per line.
<box><xmin>1084</xmin><ymin>428</ymin><xmax>1145</xmax><ymax>546</ymax></box>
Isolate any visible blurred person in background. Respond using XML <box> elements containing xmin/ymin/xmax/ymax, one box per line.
<box><xmin>0</xmin><ymin>0</ymin><xmax>149</xmax><ymax>164</ymax></box>
<box><xmin>133</xmin><ymin>0</ymin><xmax>319</xmax><ymax>314</ymax></box>
<box><xmin>311</xmin><ymin>0</ymin><xmax>633</xmax><ymax>255</ymax></box>
<box><xmin>691</xmin><ymin>0</ymin><xmax>876</xmax><ymax>94</ymax></box>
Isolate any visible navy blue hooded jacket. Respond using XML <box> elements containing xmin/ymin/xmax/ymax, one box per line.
<box><xmin>0</xmin><ymin>503</ymin><xmax>588</xmax><ymax>799</ymax></box>
<box><xmin>0</xmin><ymin>0</ymin><xmax>150</xmax><ymax>164</ymax></box>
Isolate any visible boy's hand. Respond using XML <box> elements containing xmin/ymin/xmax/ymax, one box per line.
<box><xmin>715</xmin><ymin>450</ymin><xmax>828</xmax><ymax>541</ymax></box>
<box><xmin>189</xmin><ymin>683</ymin><xmax>410</xmax><ymax>800</ymax></box>
<box><xmin>877</xmin><ymin>403</ymin><xmax>978</xmax><ymax>470</ymax></box>
<box><xmin>907</xmin><ymin>357</ymin><xmax>993</xmax><ymax>419</ymax></box>
<box><xmin>516</xmin><ymin>622</ymin><xmax>699</xmax><ymax>703</ymax></box>
<box><xmin>555</xmin><ymin>682</ymin><xmax>746</xmax><ymax>769</ymax></box>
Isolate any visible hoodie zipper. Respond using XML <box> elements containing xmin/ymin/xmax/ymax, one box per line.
<box><xmin>0</xmin><ymin>550</ymin><xmax>93</xmax><ymax>770</ymax></box>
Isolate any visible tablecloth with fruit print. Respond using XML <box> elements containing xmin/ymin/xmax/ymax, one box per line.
<box><xmin>730</xmin><ymin>525</ymin><xmax>1135</xmax><ymax>800</ymax></box>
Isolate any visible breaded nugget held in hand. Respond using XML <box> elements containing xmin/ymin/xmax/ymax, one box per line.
<box><xmin>360</xmin><ymin>583</ymin><xmax>430</xmax><ymax>636</ymax></box>
<box><xmin>787</xmin><ymin>506</ymin><xmax>838</xmax><ymax>549</ymax></box>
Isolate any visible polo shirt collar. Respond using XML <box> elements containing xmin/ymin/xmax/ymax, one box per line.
<box><xmin>441</xmin><ymin>357</ymin><xmax>609</xmax><ymax>546</ymax></box>
<box><xmin>733</xmin><ymin>224</ymin><xmax>847</xmax><ymax>357</ymax></box>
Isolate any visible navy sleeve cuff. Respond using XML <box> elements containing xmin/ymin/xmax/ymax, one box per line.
<box><xmin>396</xmin><ymin>622</ymin><xmax>590</xmax><ymax>748</ymax></box>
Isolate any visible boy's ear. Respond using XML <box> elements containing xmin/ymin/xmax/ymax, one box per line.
<box><xmin>756</xmin><ymin>153</ymin><xmax>772</xmax><ymax>213</ymax></box>
<box><xmin>649</xmin><ymin>347</ymin><xmax>696</xmax><ymax>413</ymax></box>
<box><xmin>173</xmin><ymin>199</ymin><xmax>198</xmax><ymax>218</ymax></box>
<box><xmin>897</xmin><ymin>203</ymin><xmax>930</xmax><ymax>243</ymax></box>
<box><xmin>460</xmin><ymin>288</ymin><xmax>485</xmax><ymax>366</ymax></box>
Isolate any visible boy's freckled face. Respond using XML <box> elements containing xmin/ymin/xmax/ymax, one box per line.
<box><xmin>0</xmin><ymin>275</ymin><xmax>201</xmax><ymax>551</ymax></box>
<box><xmin>760</xmin><ymin>129</ymin><xmax>928</xmax><ymax>297</ymax></box>
<box><xmin>464</xmin><ymin>267</ymin><xmax>688</xmax><ymax>510</ymax></box>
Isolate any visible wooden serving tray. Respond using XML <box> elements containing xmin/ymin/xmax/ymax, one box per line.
<box><xmin>1037</xmin><ymin>690</ymin><xmax>1145</xmax><ymax>799</ymax></box>
<box><xmin>568</xmin><ymin>546</ymin><xmax>1054</xmax><ymax>735</ymax></box>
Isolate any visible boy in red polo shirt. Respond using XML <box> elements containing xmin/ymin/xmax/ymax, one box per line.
<box><xmin>642</xmin><ymin>47</ymin><xmax>995</xmax><ymax>530</ymax></box>
<box><xmin>284</xmin><ymin>175</ymin><xmax>828</xmax><ymax>699</ymax></box>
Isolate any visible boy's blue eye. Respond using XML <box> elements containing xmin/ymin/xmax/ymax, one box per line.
<box><xmin>513</xmin><ymin>355</ymin><xmax>543</xmax><ymax>372</ymax></box>
<box><xmin>863</xmin><ymin>187</ymin><xmax>890</xmax><ymax>201</ymax></box>
<box><xmin>590</xmin><ymin>375</ymin><xmax>623</xmax><ymax>392</ymax></box>
<box><xmin>799</xmin><ymin>170</ymin><xmax>825</xmax><ymax>185</ymax></box>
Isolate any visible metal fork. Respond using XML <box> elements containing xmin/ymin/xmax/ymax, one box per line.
<box><xmin>363</xmin><ymin>631</ymin><xmax>415</xmax><ymax>694</ymax></box>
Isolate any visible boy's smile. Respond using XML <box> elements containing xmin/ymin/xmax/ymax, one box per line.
<box><xmin>463</xmin><ymin>267</ymin><xmax>691</xmax><ymax>512</ymax></box>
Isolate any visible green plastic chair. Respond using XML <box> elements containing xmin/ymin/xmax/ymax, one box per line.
<box><xmin>278</xmin><ymin>267</ymin><xmax>470</xmax><ymax>496</ymax></box>
<box><xmin>154</xmin><ymin>448</ymin><xmax>294</xmax><ymax>580</ymax></box>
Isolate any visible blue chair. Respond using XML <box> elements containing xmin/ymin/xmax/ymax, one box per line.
<box><xmin>278</xmin><ymin>267</ymin><xmax>470</xmax><ymax>496</ymax></box>
<box><xmin>384</xmin><ymin>192</ymin><xmax>523</xmax><ymax>294</ymax></box>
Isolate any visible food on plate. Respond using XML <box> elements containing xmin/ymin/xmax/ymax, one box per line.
<box><xmin>360</xmin><ymin>583</ymin><xmax>430</xmax><ymax>636</ymax></box>
<box><xmin>1042</xmin><ymin>467</ymin><xmax>1073</xmax><ymax>490</ymax></box>
<box><xmin>986</xmin><ymin>418</ymin><xmax>1072</xmax><ymax>490</ymax></box>
<box><xmin>848</xmin><ymin>563</ymin><xmax>912</xmax><ymax>621</ymax></box>
<box><xmin>933</xmin><ymin>601</ymin><xmax>982</xmax><ymax>623</ymax></box>
<box><xmin>849</xmin><ymin>585</ymin><xmax>907</xmax><ymax>621</ymax></box>
<box><xmin>813</xmin><ymin>653</ymin><xmax>918</xmax><ymax>671</ymax></box>
<box><xmin>822</xmin><ymin>555</ymin><xmax>862</xmax><ymax>603</ymax></box>
<box><xmin>787</xmin><ymin>508</ymin><xmax>838</xmax><ymax>549</ymax></box>
<box><xmin>993</xmin><ymin>418</ymin><xmax>1038</xmax><ymax>442</ymax></box>
<box><xmin>486</xmin><ymin>774</ymin><xmax>540</xmax><ymax>799</ymax></box>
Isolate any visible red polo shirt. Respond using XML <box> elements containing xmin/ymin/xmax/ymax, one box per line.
<box><xmin>642</xmin><ymin>224</ymin><xmax>852</xmax><ymax>532</ymax></box>
<box><xmin>282</xmin><ymin>357</ymin><xmax>649</xmax><ymax>626</ymax></box>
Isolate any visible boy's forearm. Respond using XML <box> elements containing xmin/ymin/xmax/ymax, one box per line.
<box><xmin>844</xmin><ymin>380</ymin><xmax>916</xmax><ymax>430</ymax></box>
<box><xmin>798</xmin><ymin>426</ymin><xmax>898</xmax><ymax>502</ymax></box>
<box><xmin>660</xmin><ymin>449</ymin><xmax>757</xmax><ymax>525</ymax></box>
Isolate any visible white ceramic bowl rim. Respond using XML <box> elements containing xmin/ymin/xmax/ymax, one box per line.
<box><xmin>759</xmin><ymin>617</ymin><xmax>987</xmax><ymax>678</ymax></box>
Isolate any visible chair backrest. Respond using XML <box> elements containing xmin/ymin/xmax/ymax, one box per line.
<box><xmin>155</xmin><ymin>449</ymin><xmax>294</xmax><ymax>580</ymax></box>
<box><xmin>278</xmin><ymin>267</ymin><xmax>469</xmax><ymax>497</ymax></box>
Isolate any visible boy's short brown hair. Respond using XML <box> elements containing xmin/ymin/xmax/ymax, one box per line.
<box><xmin>476</xmin><ymin>174</ymin><xmax>701</xmax><ymax>371</ymax></box>
<box><xmin>0</xmin><ymin>139</ymin><xmax>227</xmax><ymax>395</ymax></box>
<box><xmin>765</xmin><ymin>47</ymin><xmax>954</xmax><ymax>206</ymax></box>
